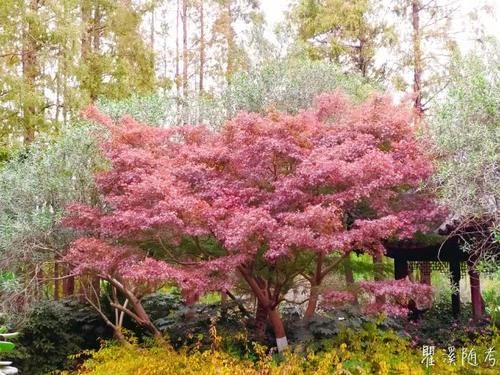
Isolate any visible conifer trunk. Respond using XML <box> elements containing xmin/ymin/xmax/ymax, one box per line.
<box><xmin>412</xmin><ymin>0</ymin><xmax>423</xmax><ymax>116</ymax></box>
<box><xmin>199</xmin><ymin>0</ymin><xmax>205</xmax><ymax>94</ymax></box>
<box><xmin>182</xmin><ymin>0</ymin><xmax>188</xmax><ymax>97</ymax></box>
<box><xmin>175</xmin><ymin>0</ymin><xmax>180</xmax><ymax>97</ymax></box>
<box><xmin>22</xmin><ymin>0</ymin><xmax>40</xmax><ymax>144</ymax></box>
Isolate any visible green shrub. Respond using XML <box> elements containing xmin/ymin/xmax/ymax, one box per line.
<box><xmin>5</xmin><ymin>299</ymin><xmax>111</xmax><ymax>374</ymax></box>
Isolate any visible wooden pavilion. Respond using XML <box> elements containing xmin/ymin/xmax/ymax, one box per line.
<box><xmin>384</xmin><ymin>219</ymin><xmax>499</xmax><ymax>321</ymax></box>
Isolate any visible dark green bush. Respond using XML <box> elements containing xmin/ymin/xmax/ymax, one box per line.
<box><xmin>5</xmin><ymin>299</ymin><xmax>111</xmax><ymax>375</ymax></box>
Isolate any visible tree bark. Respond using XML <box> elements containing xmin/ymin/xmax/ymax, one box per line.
<box><xmin>303</xmin><ymin>253</ymin><xmax>349</xmax><ymax>320</ymax></box>
<box><xmin>238</xmin><ymin>266</ymin><xmax>288</xmax><ymax>351</ymax></box>
<box><xmin>303</xmin><ymin>254</ymin><xmax>323</xmax><ymax>320</ymax></box>
<box><xmin>419</xmin><ymin>262</ymin><xmax>431</xmax><ymax>285</ymax></box>
<box><xmin>106</xmin><ymin>277</ymin><xmax>162</xmax><ymax>338</ymax></box>
<box><xmin>181</xmin><ymin>0</ymin><xmax>188</xmax><ymax>97</ymax></box>
<box><xmin>254</xmin><ymin>299</ymin><xmax>268</xmax><ymax>340</ymax></box>
<box><xmin>22</xmin><ymin>0</ymin><xmax>41</xmax><ymax>144</ymax></box>
<box><xmin>175</xmin><ymin>0</ymin><xmax>180</xmax><ymax>97</ymax></box>
<box><xmin>412</xmin><ymin>0</ymin><xmax>423</xmax><ymax>117</ymax></box>
<box><xmin>199</xmin><ymin>0</ymin><xmax>205</xmax><ymax>94</ymax></box>
<box><xmin>269</xmin><ymin>309</ymin><xmax>288</xmax><ymax>352</ymax></box>
<box><xmin>225</xmin><ymin>1</ymin><xmax>236</xmax><ymax>83</ymax></box>
<box><xmin>81</xmin><ymin>1</ymin><xmax>91</xmax><ymax>61</ymax></box>
<box><xmin>303</xmin><ymin>283</ymin><xmax>319</xmax><ymax>320</ymax></box>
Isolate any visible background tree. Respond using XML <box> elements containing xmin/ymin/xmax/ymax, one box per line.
<box><xmin>209</xmin><ymin>0</ymin><xmax>261</xmax><ymax>86</ymax></box>
<box><xmin>78</xmin><ymin>0</ymin><xmax>155</xmax><ymax>102</ymax></box>
<box><xmin>0</xmin><ymin>0</ymin><xmax>155</xmax><ymax>152</ymax></box>
<box><xmin>290</xmin><ymin>0</ymin><xmax>396</xmax><ymax>81</ymax></box>
<box><xmin>0</xmin><ymin>124</ymin><xmax>105</xmax><ymax>321</ymax></box>
<box><xmin>391</xmin><ymin>0</ymin><xmax>459</xmax><ymax>115</ymax></box>
<box><xmin>97</xmin><ymin>59</ymin><xmax>375</xmax><ymax>127</ymax></box>
<box><xmin>430</xmin><ymin>40</ymin><xmax>499</xmax><ymax>264</ymax></box>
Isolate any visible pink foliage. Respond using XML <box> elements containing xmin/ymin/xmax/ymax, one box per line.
<box><xmin>63</xmin><ymin>237</ymin><xmax>206</xmax><ymax>294</ymax></box>
<box><xmin>358</xmin><ymin>278</ymin><xmax>434</xmax><ymax>316</ymax></box>
<box><xmin>322</xmin><ymin>290</ymin><xmax>356</xmax><ymax>307</ymax></box>
<box><xmin>64</xmin><ymin>94</ymin><xmax>443</xmax><ymax>301</ymax></box>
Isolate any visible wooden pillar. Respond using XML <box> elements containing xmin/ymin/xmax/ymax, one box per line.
<box><xmin>394</xmin><ymin>258</ymin><xmax>409</xmax><ymax>280</ymax></box>
<box><xmin>449</xmin><ymin>258</ymin><xmax>461</xmax><ymax>318</ymax></box>
<box><xmin>62</xmin><ymin>265</ymin><xmax>75</xmax><ymax>296</ymax></box>
<box><xmin>420</xmin><ymin>262</ymin><xmax>432</xmax><ymax>285</ymax></box>
<box><xmin>467</xmin><ymin>260</ymin><xmax>483</xmax><ymax>322</ymax></box>
<box><xmin>374</xmin><ymin>254</ymin><xmax>385</xmax><ymax>303</ymax></box>
<box><xmin>54</xmin><ymin>262</ymin><xmax>60</xmax><ymax>301</ymax></box>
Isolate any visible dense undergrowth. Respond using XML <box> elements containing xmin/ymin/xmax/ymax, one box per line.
<box><xmin>70</xmin><ymin>324</ymin><xmax>499</xmax><ymax>375</ymax></box>
<box><xmin>3</xmin><ymin>293</ymin><xmax>499</xmax><ymax>374</ymax></box>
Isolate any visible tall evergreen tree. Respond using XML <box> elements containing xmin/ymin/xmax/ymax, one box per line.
<box><xmin>291</xmin><ymin>0</ymin><xmax>395</xmax><ymax>81</ymax></box>
<box><xmin>392</xmin><ymin>0</ymin><xmax>459</xmax><ymax>114</ymax></box>
<box><xmin>0</xmin><ymin>0</ymin><xmax>155</xmax><ymax>150</ymax></box>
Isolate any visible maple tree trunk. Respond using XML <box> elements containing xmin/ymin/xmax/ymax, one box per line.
<box><xmin>254</xmin><ymin>299</ymin><xmax>268</xmax><ymax>339</ymax></box>
<box><xmin>303</xmin><ymin>253</ymin><xmax>324</xmax><ymax>320</ymax></box>
<box><xmin>112</xmin><ymin>326</ymin><xmax>131</xmax><ymax>346</ymax></box>
<box><xmin>238</xmin><ymin>266</ymin><xmax>288</xmax><ymax>351</ymax></box>
<box><xmin>92</xmin><ymin>276</ymin><xmax>100</xmax><ymax>300</ymax></box>
<box><xmin>344</xmin><ymin>259</ymin><xmax>354</xmax><ymax>284</ymax></box>
<box><xmin>92</xmin><ymin>4</ymin><xmax>101</xmax><ymax>52</ymax></box>
<box><xmin>128</xmin><ymin>293</ymin><xmax>162</xmax><ymax>338</ymax></box>
<box><xmin>220</xmin><ymin>290</ymin><xmax>227</xmax><ymax>318</ymax></box>
<box><xmin>81</xmin><ymin>276</ymin><xmax>101</xmax><ymax>303</ymax></box>
<box><xmin>106</xmin><ymin>277</ymin><xmax>162</xmax><ymax>338</ymax></box>
<box><xmin>303</xmin><ymin>284</ymin><xmax>319</xmax><ymax>320</ymax></box>
<box><xmin>35</xmin><ymin>267</ymin><xmax>44</xmax><ymax>299</ymax></box>
<box><xmin>81</xmin><ymin>1</ymin><xmax>91</xmax><ymax>61</ymax></box>
<box><xmin>268</xmin><ymin>309</ymin><xmax>288</xmax><ymax>352</ymax></box>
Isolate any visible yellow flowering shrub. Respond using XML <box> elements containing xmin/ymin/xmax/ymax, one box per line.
<box><xmin>70</xmin><ymin>329</ymin><xmax>499</xmax><ymax>375</ymax></box>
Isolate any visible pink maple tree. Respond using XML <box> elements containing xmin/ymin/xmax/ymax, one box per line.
<box><xmin>63</xmin><ymin>92</ymin><xmax>442</xmax><ymax>350</ymax></box>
